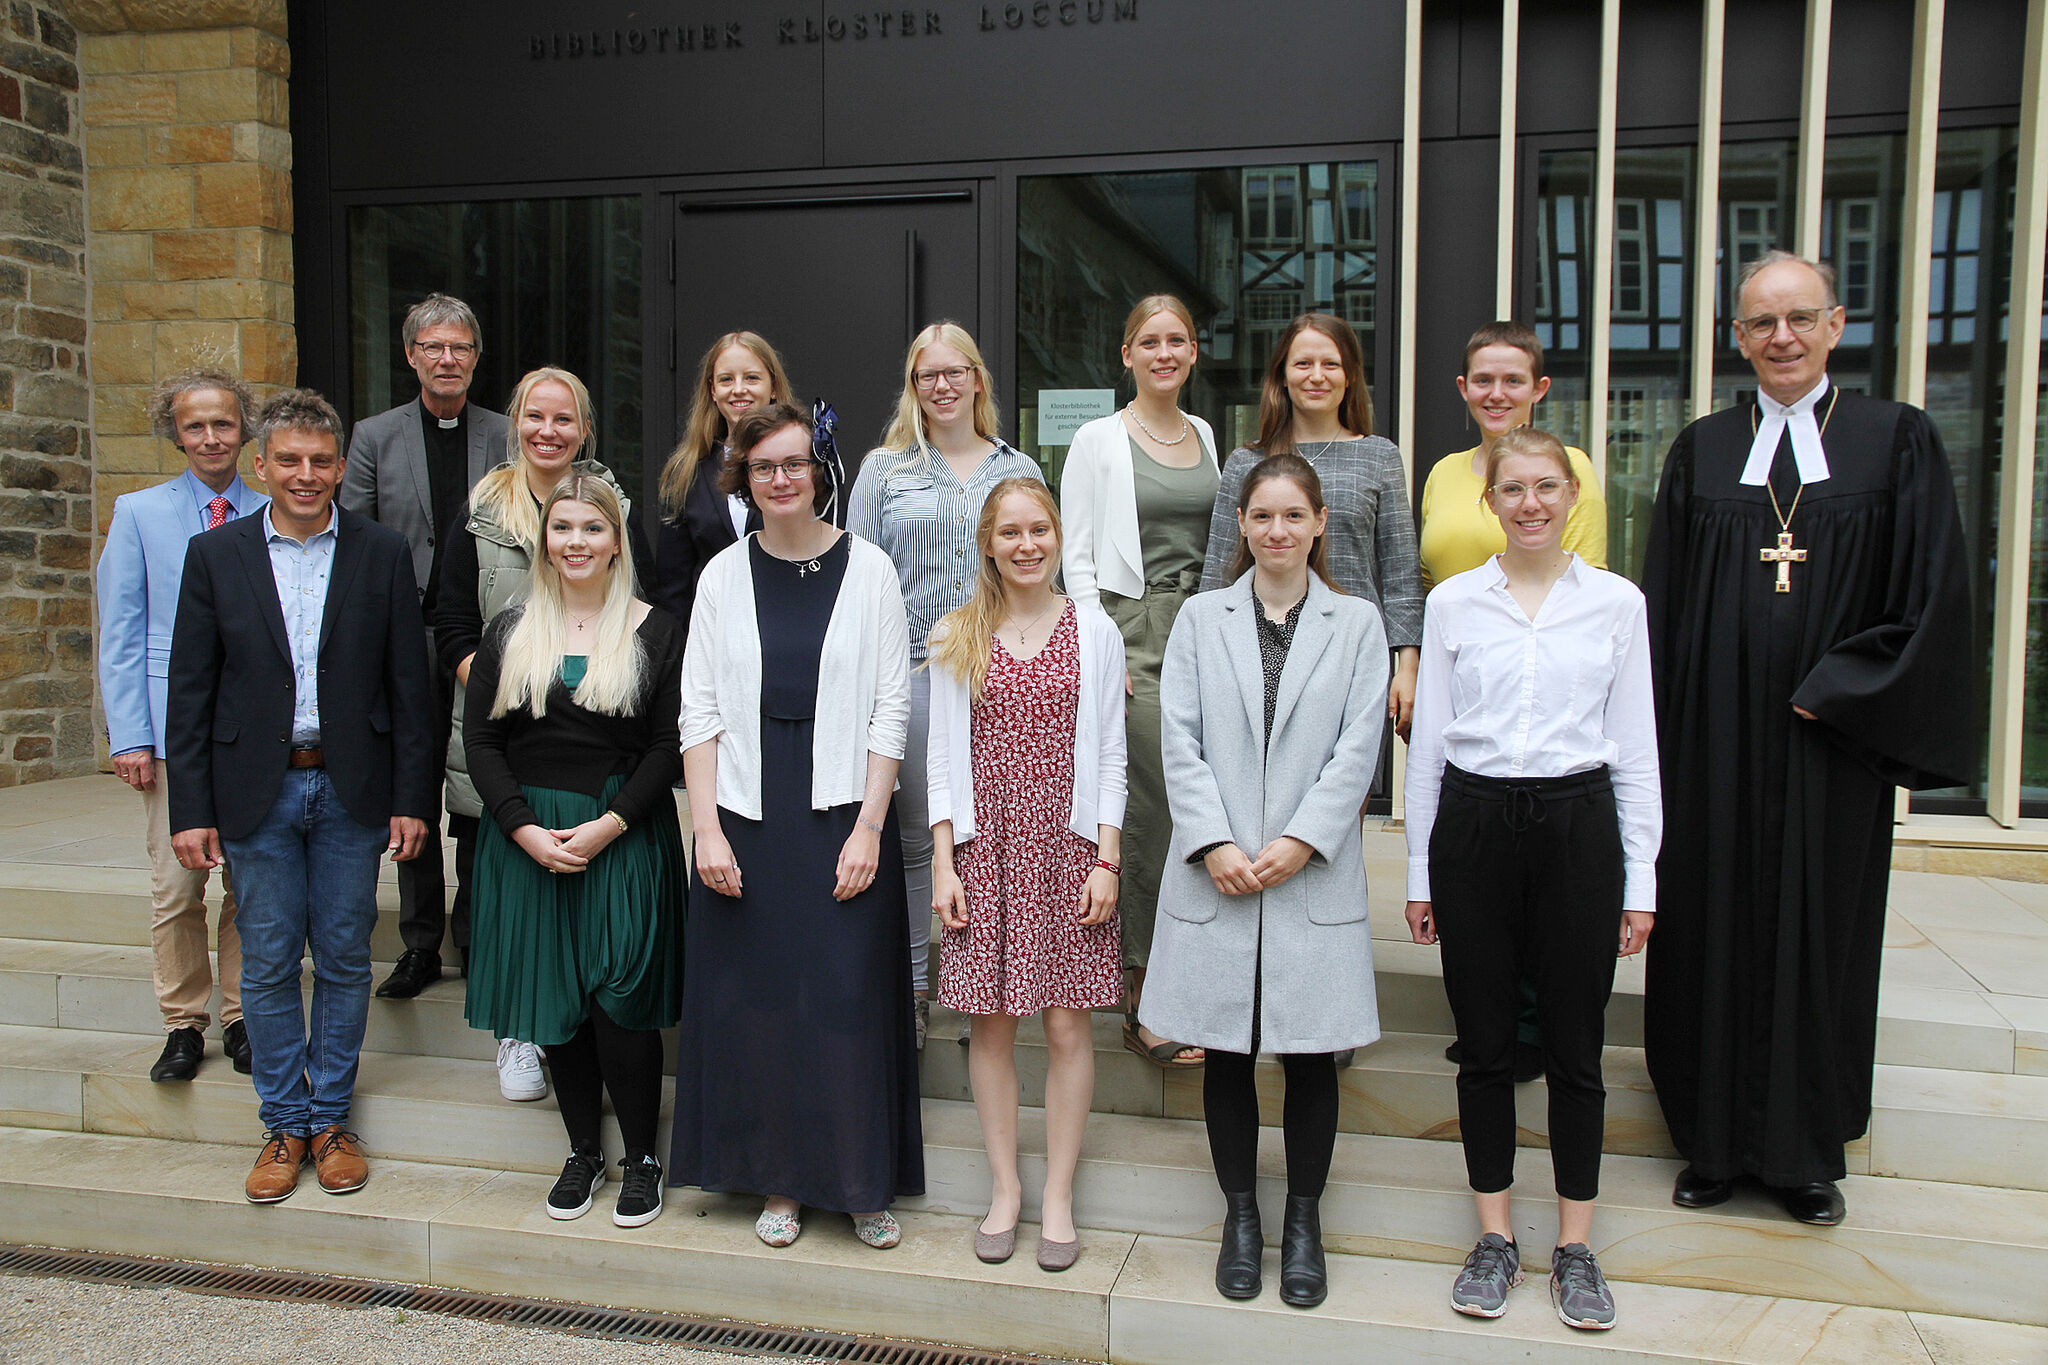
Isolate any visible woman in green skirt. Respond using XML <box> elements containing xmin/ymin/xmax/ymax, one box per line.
<box><xmin>464</xmin><ymin>474</ymin><xmax>686</xmax><ymax>1230</ymax></box>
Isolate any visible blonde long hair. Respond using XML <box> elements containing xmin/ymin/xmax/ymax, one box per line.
<box><xmin>926</xmin><ymin>477</ymin><xmax>1060</xmax><ymax>700</ymax></box>
<box><xmin>490</xmin><ymin>475</ymin><xmax>646</xmax><ymax>720</ymax></box>
<box><xmin>875</xmin><ymin>321</ymin><xmax>1002</xmax><ymax>469</ymax></box>
<box><xmin>470</xmin><ymin>367</ymin><xmax>596</xmax><ymax>555</ymax></box>
<box><xmin>658</xmin><ymin>332</ymin><xmax>794</xmax><ymax>515</ymax></box>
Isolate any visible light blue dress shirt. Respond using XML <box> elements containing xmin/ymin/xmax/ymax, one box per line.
<box><xmin>263</xmin><ymin>507</ymin><xmax>339</xmax><ymax>745</ymax></box>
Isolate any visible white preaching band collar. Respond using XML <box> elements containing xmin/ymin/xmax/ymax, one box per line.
<box><xmin>1740</xmin><ymin>375</ymin><xmax>1832</xmax><ymax>486</ymax></box>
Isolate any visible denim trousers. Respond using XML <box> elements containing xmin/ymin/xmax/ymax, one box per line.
<box><xmin>222</xmin><ymin>766</ymin><xmax>386</xmax><ymax>1134</ymax></box>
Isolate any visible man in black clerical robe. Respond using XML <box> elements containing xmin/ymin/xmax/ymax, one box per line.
<box><xmin>1640</xmin><ymin>249</ymin><xmax>1974</xmax><ymax>1227</ymax></box>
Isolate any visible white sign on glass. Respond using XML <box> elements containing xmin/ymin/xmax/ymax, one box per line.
<box><xmin>1035</xmin><ymin>389</ymin><xmax>1116</xmax><ymax>446</ymax></box>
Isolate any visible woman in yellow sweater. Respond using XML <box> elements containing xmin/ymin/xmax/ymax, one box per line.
<box><xmin>1418</xmin><ymin>322</ymin><xmax>1607</xmax><ymax>589</ymax></box>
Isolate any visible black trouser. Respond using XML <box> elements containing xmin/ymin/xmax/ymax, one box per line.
<box><xmin>1203</xmin><ymin>1049</ymin><xmax>1339</xmax><ymax>1198</ymax></box>
<box><xmin>549</xmin><ymin>1000</ymin><xmax>665</xmax><ymax>1158</ymax></box>
<box><xmin>398</xmin><ymin>627</ymin><xmax>454</xmax><ymax>957</ymax></box>
<box><xmin>1431</xmin><ymin>764</ymin><xmax>1624</xmax><ymax>1202</ymax></box>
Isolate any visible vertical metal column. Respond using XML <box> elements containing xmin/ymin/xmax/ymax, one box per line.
<box><xmin>1391</xmin><ymin>0</ymin><xmax>1426</xmax><ymax>822</ymax></box>
<box><xmin>1795</xmin><ymin>0</ymin><xmax>1834</xmax><ymax>259</ymax></box>
<box><xmin>1496</xmin><ymin>0</ymin><xmax>1520</xmax><ymax>319</ymax></box>
<box><xmin>1988</xmin><ymin>0</ymin><xmax>2048</xmax><ymax>826</ymax></box>
<box><xmin>1586</xmin><ymin>0</ymin><xmax>1621</xmax><ymax>484</ymax></box>
<box><xmin>1688</xmin><ymin>0</ymin><xmax>1727</xmax><ymax>425</ymax></box>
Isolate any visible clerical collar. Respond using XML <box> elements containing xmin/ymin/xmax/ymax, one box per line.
<box><xmin>1740</xmin><ymin>376</ymin><xmax>1831</xmax><ymax>486</ymax></box>
<box><xmin>437</xmin><ymin>416</ymin><xmax>459</xmax><ymax>429</ymax></box>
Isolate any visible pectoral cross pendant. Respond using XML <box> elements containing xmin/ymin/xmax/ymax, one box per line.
<box><xmin>1760</xmin><ymin>530</ymin><xmax>1807</xmax><ymax>593</ymax></box>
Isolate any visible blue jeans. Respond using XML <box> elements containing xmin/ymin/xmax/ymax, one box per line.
<box><xmin>222</xmin><ymin>767</ymin><xmax>386</xmax><ymax>1134</ymax></box>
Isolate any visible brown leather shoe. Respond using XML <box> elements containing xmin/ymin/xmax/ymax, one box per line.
<box><xmin>245</xmin><ymin>1131</ymin><xmax>308</xmax><ymax>1203</ymax></box>
<box><xmin>310</xmin><ymin>1125</ymin><xmax>369</xmax><ymax>1194</ymax></box>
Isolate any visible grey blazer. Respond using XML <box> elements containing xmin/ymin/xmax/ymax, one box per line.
<box><xmin>1138</xmin><ymin>573</ymin><xmax>1390</xmax><ymax>1055</ymax></box>
<box><xmin>342</xmin><ymin>397</ymin><xmax>510</xmax><ymax>598</ymax></box>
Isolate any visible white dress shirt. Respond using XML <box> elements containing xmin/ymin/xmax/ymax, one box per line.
<box><xmin>1403</xmin><ymin>554</ymin><xmax>1661</xmax><ymax>912</ymax></box>
<box><xmin>263</xmin><ymin>507</ymin><xmax>338</xmax><ymax>745</ymax></box>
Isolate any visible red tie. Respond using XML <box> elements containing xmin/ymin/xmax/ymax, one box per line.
<box><xmin>206</xmin><ymin>496</ymin><xmax>230</xmax><ymax>529</ymax></box>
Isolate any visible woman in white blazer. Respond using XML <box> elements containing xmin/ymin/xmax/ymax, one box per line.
<box><xmin>671</xmin><ymin>402</ymin><xmax>924</xmax><ymax>1252</ymax></box>
<box><xmin>1059</xmin><ymin>293</ymin><xmax>1219</xmax><ymax>1069</ymax></box>
<box><xmin>928</xmin><ymin>478</ymin><xmax>1127</xmax><ymax>1272</ymax></box>
<box><xmin>1142</xmin><ymin>453</ymin><xmax>1389</xmax><ymax>1310</ymax></box>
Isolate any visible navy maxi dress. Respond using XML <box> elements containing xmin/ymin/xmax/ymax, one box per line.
<box><xmin>668</xmin><ymin>535</ymin><xmax>926</xmax><ymax>1212</ymax></box>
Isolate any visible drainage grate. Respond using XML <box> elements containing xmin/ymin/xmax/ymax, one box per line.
<box><xmin>0</xmin><ymin>1244</ymin><xmax>1083</xmax><ymax>1365</ymax></box>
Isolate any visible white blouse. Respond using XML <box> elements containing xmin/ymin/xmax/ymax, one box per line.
<box><xmin>1403</xmin><ymin>554</ymin><xmax>1661</xmax><ymax>912</ymax></box>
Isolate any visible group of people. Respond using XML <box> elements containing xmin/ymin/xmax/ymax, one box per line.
<box><xmin>95</xmin><ymin>246</ymin><xmax>1972</xmax><ymax>1332</ymax></box>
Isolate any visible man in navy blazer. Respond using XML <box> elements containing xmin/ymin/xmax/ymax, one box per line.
<box><xmin>96</xmin><ymin>368</ymin><xmax>268</xmax><ymax>1084</ymax></box>
<box><xmin>340</xmin><ymin>292</ymin><xmax>508</xmax><ymax>1001</ymax></box>
<box><xmin>168</xmin><ymin>389</ymin><xmax>435</xmax><ymax>1204</ymax></box>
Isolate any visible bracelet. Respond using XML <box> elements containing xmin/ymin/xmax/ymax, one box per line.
<box><xmin>1094</xmin><ymin>858</ymin><xmax>1121</xmax><ymax>876</ymax></box>
<box><xmin>859</xmin><ymin>814</ymin><xmax>886</xmax><ymax>835</ymax></box>
<box><xmin>607</xmin><ymin>810</ymin><xmax>629</xmax><ymax>834</ymax></box>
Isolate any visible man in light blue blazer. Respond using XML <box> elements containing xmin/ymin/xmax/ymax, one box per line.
<box><xmin>96</xmin><ymin>367</ymin><xmax>267</xmax><ymax>1083</ymax></box>
<box><xmin>341</xmin><ymin>293</ymin><xmax>508</xmax><ymax>1005</ymax></box>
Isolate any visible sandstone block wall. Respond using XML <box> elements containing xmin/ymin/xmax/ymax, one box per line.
<box><xmin>80</xmin><ymin>4</ymin><xmax>292</xmax><ymax>514</ymax></box>
<box><xmin>0</xmin><ymin>2</ymin><xmax>92</xmax><ymax>785</ymax></box>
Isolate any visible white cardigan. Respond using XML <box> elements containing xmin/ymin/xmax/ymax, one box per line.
<box><xmin>1059</xmin><ymin>410</ymin><xmax>1221</xmax><ymax>609</ymax></box>
<box><xmin>926</xmin><ymin>601</ymin><xmax>1129</xmax><ymax>845</ymax></box>
<box><xmin>678</xmin><ymin>533</ymin><xmax>910</xmax><ymax>819</ymax></box>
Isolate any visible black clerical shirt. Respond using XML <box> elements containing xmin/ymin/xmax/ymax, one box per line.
<box><xmin>419</xmin><ymin>403</ymin><xmax>467</xmax><ymax>614</ymax></box>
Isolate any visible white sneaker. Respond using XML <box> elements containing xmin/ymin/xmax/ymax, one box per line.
<box><xmin>497</xmin><ymin>1038</ymin><xmax>547</xmax><ymax>1101</ymax></box>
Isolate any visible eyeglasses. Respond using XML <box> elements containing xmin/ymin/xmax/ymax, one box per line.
<box><xmin>1734</xmin><ymin>309</ymin><xmax>1829</xmax><ymax>340</ymax></box>
<box><xmin>913</xmin><ymin>365</ymin><xmax>973</xmax><ymax>391</ymax></box>
<box><xmin>1487</xmin><ymin>478</ymin><xmax>1572</xmax><ymax>504</ymax></box>
<box><xmin>412</xmin><ymin>341</ymin><xmax>477</xmax><ymax>360</ymax></box>
<box><xmin>745</xmin><ymin>457</ymin><xmax>818</xmax><ymax>483</ymax></box>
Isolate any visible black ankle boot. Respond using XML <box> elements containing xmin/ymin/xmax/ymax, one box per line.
<box><xmin>1278</xmin><ymin>1194</ymin><xmax>1327</xmax><ymax>1307</ymax></box>
<box><xmin>1214</xmin><ymin>1190</ymin><xmax>1263</xmax><ymax>1299</ymax></box>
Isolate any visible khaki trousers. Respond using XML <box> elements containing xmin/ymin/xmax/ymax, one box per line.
<box><xmin>141</xmin><ymin>759</ymin><xmax>241</xmax><ymax>1031</ymax></box>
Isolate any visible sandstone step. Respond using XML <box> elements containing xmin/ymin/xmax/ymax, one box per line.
<box><xmin>8</xmin><ymin>970</ymin><xmax>2045</xmax><ymax>1191</ymax></box>
<box><xmin>4</xmin><ymin>1125</ymin><xmax>2041</xmax><ymax>1363</ymax></box>
<box><xmin>0</xmin><ymin>870</ymin><xmax>411</xmax><ymax>961</ymax></box>
<box><xmin>3</xmin><ymin>867</ymin><xmax>2032</xmax><ymax>1077</ymax></box>
<box><xmin>5</xmin><ymin>1020</ymin><xmax>2045</xmax><ymax>1325</ymax></box>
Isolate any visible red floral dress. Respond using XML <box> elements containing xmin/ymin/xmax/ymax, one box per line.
<box><xmin>939</xmin><ymin>602</ymin><xmax>1123</xmax><ymax>1015</ymax></box>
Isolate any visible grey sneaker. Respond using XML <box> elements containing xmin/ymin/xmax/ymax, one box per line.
<box><xmin>1450</xmin><ymin>1233</ymin><xmax>1522</xmax><ymax>1317</ymax></box>
<box><xmin>1549</xmin><ymin>1242</ymin><xmax>1616</xmax><ymax>1330</ymax></box>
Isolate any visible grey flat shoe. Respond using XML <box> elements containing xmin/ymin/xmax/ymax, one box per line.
<box><xmin>974</xmin><ymin>1224</ymin><xmax>1016</xmax><ymax>1263</ymax></box>
<box><xmin>1036</xmin><ymin>1235</ymin><xmax>1079</xmax><ymax>1271</ymax></box>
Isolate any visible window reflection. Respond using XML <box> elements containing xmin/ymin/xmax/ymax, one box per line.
<box><xmin>1533</xmin><ymin>129</ymin><xmax>2024</xmax><ymax>812</ymax></box>
<box><xmin>347</xmin><ymin>197</ymin><xmax>644</xmax><ymax>494</ymax></box>
<box><xmin>1016</xmin><ymin>162</ymin><xmax>1380</xmax><ymax>486</ymax></box>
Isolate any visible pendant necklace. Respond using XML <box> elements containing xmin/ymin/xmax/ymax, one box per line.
<box><xmin>1004</xmin><ymin>597</ymin><xmax>1061</xmax><ymax>654</ymax></box>
<box><xmin>568</xmin><ymin>608</ymin><xmax>599</xmax><ymax>633</ymax></box>
<box><xmin>1753</xmin><ymin>388</ymin><xmax>1840</xmax><ymax>593</ymax></box>
<box><xmin>1128</xmin><ymin>404</ymin><xmax>1190</xmax><ymax>446</ymax></box>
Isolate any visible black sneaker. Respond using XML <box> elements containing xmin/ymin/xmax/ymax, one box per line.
<box><xmin>545</xmin><ymin>1145</ymin><xmax>606</xmax><ymax>1221</ymax></box>
<box><xmin>613</xmin><ymin>1153</ymin><xmax>664</xmax><ymax>1228</ymax></box>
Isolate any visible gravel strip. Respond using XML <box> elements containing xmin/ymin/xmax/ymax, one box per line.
<box><xmin>0</xmin><ymin>1276</ymin><xmax>775</xmax><ymax>1364</ymax></box>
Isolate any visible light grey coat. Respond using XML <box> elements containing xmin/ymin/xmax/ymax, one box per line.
<box><xmin>1138</xmin><ymin>573</ymin><xmax>1390</xmax><ymax>1055</ymax></box>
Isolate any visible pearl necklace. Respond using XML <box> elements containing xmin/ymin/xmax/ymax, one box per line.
<box><xmin>1127</xmin><ymin>404</ymin><xmax>1191</xmax><ymax>446</ymax></box>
